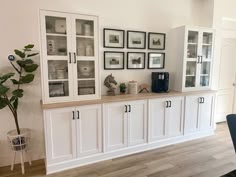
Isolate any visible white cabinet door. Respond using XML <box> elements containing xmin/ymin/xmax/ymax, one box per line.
<box><xmin>44</xmin><ymin>107</ymin><xmax>76</xmax><ymax>164</ymax></box>
<box><xmin>184</xmin><ymin>95</ymin><xmax>200</xmax><ymax>134</ymax></box>
<box><xmin>128</xmin><ymin>100</ymin><xmax>147</xmax><ymax>146</ymax></box>
<box><xmin>166</xmin><ymin>97</ymin><xmax>184</xmax><ymax>138</ymax></box>
<box><xmin>199</xmin><ymin>94</ymin><xmax>214</xmax><ymax>130</ymax></box>
<box><xmin>149</xmin><ymin>98</ymin><xmax>166</xmax><ymax>141</ymax></box>
<box><xmin>104</xmin><ymin>102</ymin><xmax>128</xmax><ymax>151</ymax></box>
<box><xmin>76</xmin><ymin>104</ymin><xmax>102</xmax><ymax>157</ymax></box>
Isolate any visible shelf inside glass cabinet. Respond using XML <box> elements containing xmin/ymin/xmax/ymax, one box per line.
<box><xmin>78</xmin><ymin>80</ymin><xmax>95</xmax><ymax>95</ymax></box>
<box><xmin>48</xmin><ymin>60</ymin><xmax>68</xmax><ymax>80</ymax></box>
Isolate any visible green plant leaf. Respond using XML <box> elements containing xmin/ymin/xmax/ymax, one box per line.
<box><xmin>12</xmin><ymin>89</ymin><xmax>24</xmax><ymax>98</ymax></box>
<box><xmin>0</xmin><ymin>73</ymin><xmax>14</xmax><ymax>84</ymax></box>
<box><xmin>27</xmin><ymin>53</ymin><xmax>38</xmax><ymax>57</ymax></box>
<box><xmin>10</xmin><ymin>96</ymin><xmax>17</xmax><ymax>102</ymax></box>
<box><xmin>0</xmin><ymin>97</ymin><xmax>8</xmax><ymax>109</ymax></box>
<box><xmin>13</xmin><ymin>97</ymin><xmax>18</xmax><ymax>110</ymax></box>
<box><xmin>16</xmin><ymin>60</ymin><xmax>25</xmax><ymax>67</ymax></box>
<box><xmin>11</xmin><ymin>79</ymin><xmax>21</xmax><ymax>85</ymax></box>
<box><xmin>24</xmin><ymin>64</ymin><xmax>38</xmax><ymax>73</ymax></box>
<box><xmin>24</xmin><ymin>59</ymin><xmax>33</xmax><ymax>64</ymax></box>
<box><xmin>20</xmin><ymin>74</ymin><xmax>34</xmax><ymax>83</ymax></box>
<box><xmin>14</xmin><ymin>49</ymin><xmax>25</xmax><ymax>58</ymax></box>
<box><xmin>24</xmin><ymin>44</ymin><xmax>34</xmax><ymax>49</ymax></box>
<box><xmin>0</xmin><ymin>84</ymin><xmax>9</xmax><ymax>95</ymax></box>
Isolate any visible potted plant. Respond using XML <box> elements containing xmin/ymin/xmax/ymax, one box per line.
<box><xmin>0</xmin><ymin>44</ymin><xmax>39</xmax><ymax>151</ymax></box>
<box><xmin>119</xmin><ymin>83</ymin><xmax>127</xmax><ymax>94</ymax></box>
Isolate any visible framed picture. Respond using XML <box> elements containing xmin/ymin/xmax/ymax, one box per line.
<box><xmin>148</xmin><ymin>52</ymin><xmax>165</xmax><ymax>69</ymax></box>
<box><xmin>103</xmin><ymin>28</ymin><xmax>125</xmax><ymax>48</ymax></box>
<box><xmin>127</xmin><ymin>31</ymin><xmax>146</xmax><ymax>49</ymax></box>
<box><xmin>148</xmin><ymin>33</ymin><xmax>166</xmax><ymax>50</ymax></box>
<box><xmin>104</xmin><ymin>51</ymin><xmax>124</xmax><ymax>70</ymax></box>
<box><xmin>127</xmin><ymin>52</ymin><xmax>145</xmax><ymax>69</ymax></box>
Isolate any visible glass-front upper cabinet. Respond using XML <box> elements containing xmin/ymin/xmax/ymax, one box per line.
<box><xmin>184</xmin><ymin>28</ymin><xmax>214</xmax><ymax>90</ymax></box>
<box><xmin>40</xmin><ymin>10</ymin><xmax>99</xmax><ymax>103</ymax></box>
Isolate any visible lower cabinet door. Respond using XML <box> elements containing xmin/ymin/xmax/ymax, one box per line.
<box><xmin>104</xmin><ymin>102</ymin><xmax>128</xmax><ymax>151</ymax></box>
<box><xmin>149</xmin><ymin>98</ymin><xmax>167</xmax><ymax>141</ymax></box>
<box><xmin>199</xmin><ymin>94</ymin><xmax>214</xmax><ymax>131</ymax></box>
<box><xmin>184</xmin><ymin>95</ymin><xmax>200</xmax><ymax>134</ymax></box>
<box><xmin>76</xmin><ymin>104</ymin><xmax>102</xmax><ymax>157</ymax></box>
<box><xmin>166</xmin><ymin>97</ymin><xmax>184</xmax><ymax>138</ymax></box>
<box><xmin>44</xmin><ymin>107</ymin><xmax>77</xmax><ymax>164</ymax></box>
<box><xmin>128</xmin><ymin>100</ymin><xmax>147</xmax><ymax>146</ymax></box>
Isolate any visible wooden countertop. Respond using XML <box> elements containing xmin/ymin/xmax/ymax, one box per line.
<box><xmin>41</xmin><ymin>90</ymin><xmax>216</xmax><ymax>109</ymax></box>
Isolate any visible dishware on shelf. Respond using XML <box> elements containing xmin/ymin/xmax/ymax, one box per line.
<box><xmin>56</xmin><ymin>69</ymin><xmax>65</xmax><ymax>79</ymax></box>
<box><xmin>84</xmin><ymin>23</ymin><xmax>91</xmax><ymax>36</ymax></box>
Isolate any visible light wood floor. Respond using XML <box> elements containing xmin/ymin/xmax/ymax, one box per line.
<box><xmin>1</xmin><ymin>123</ymin><xmax>236</xmax><ymax>177</ymax></box>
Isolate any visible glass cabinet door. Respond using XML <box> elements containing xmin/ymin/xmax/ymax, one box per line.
<box><xmin>73</xmin><ymin>16</ymin><xmax>97</xmax><ymax>98</ymax></box>
<box><xmin>199</xmin><ymin>61</ymin><xmax>211</xmax><ymax>87</ymax></box>
<box><xmin>187</xmin><ymin>31</ymin><xmax>199</xmax><ymax>59</ymax></box>
<box><xmin>185</xmin><ymin>61</ymin><xmax>197</xmax><ymax>88</ymax></box>
<box><xmin>44</xmin><ymin>15</ymin><xmax>71</xmax><ymax>99</ymax></box>
<box><xmin>201</xmin><ymin>32</ymin><xmax>213</xmax><ymax>60</ymax></box>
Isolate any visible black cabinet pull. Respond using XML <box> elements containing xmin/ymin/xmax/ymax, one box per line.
<box><xmin>72</xmin><ymin>111</ymin><xmax>75</xmax><ymax>120</ymax></box>
<box><xmin>199</xmin><ymin>97</ymin><xmax>202</xmax><ymax>103</ymax></box>
<box><xmin>166</xmin><ymin>101</ymin><xmax>169</xmax><ymax>108</ymax></box>
<box><xmin>69</xmin><ymin>52</ymin><xmax>72</xmax><ymax>63</ymax></box>
<box><xmin>197</xmin><ymin>56</ymin><xmax>200</xmax><ymax>63</ymax></box>
<box><xmin>200</xmin><ymin>56</ymin><xmax>203</xmax><ymax>63</ymax></box>
<box><xmin>129</xmin><ymin>105</ymin><xmax>131</xmax><ymax>112</ymax></box>
<box><xmin>202</xmin><ymin>97</ymin><xmax>205</xmax><ymax>103</ymax></box>
<box><xmin>74</xmin><ymin>52</ymin><xmax>76</xmax><ymax>63</ymax></box>
<box><xmin>77</xmin><ymin>111</ymin><xmax>80</xmax><ymax>119</ymax></box>
<box><xmin>125</xmin><ymin>105</ymin><xmax>127</xmax><ymax>113</ymax></box>
<box><xmin>169</xmin><ymin>101</ymin><xmax>171</xmax><ymax>108</ymax></box>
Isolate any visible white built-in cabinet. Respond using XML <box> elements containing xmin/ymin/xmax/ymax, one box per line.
<box><xmin>169</xmin><ymin>26</ymin><xmax>214</xmax><ymax>92</ymax></box>
<box><xmin>149</xmin><ymin>97</ymin><xmax>184</xmax><ymax>142</ymax></box>
<box><xmin>184</xmin><ymin>94</ymin><xmax>214</xmax><ymax>134</ymax></box>
<box><xmin>40</xmin><ymin>10</ymin><xmax>99</xmax><ymax>103</ymax></box>
<box><xmin>103</xmin><ymin>100</ymin><xmax>147</xmax><ymax>151</ymax></box>
<box><xmin>44</xmin><ymin>104</ymin><xmax>102</xmax><ymax>164</ymax></box>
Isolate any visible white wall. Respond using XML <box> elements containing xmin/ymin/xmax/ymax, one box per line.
<box><xmin>0</xmin><ymin>0</ymin><xmax>211</xmax><ymax>166</ymax></box>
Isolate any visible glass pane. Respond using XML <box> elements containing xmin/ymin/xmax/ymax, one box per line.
<box><xmin>76</xmin><ymin>19</ymin><xmax>94</xmax><ymax>36</ymax></box>
<box><xmin>46</xmin><ymin>16</ymin><xmax>67</xmax><ymax>34</ymax></box>
<box><xmin>48</xmin><ymin>60</ymin><xmax>68</xmax><ymax>80</ymax></box>
<box><xmin>202</xmin><ymin>33</ymin><xmax>213</xmax><ymax>60</ymax></box>
<box><xmin>47</xmin><ymin>36</ymin><xmax>67</xmax><ymax>56</ymax></box>
<box><xmin>76</xmin><ymin>38</ymin><xmax>94</xmax><ymax>56</ymax></box>
<box><xmin>200</xmin><ymin>62</ymin><xmax>210</xmax><ymax>87</ymax></box>
<box><xmin>202</xmin><ymin>32</ymin><xmax>212</xmax><ymax>44</ymax></box>
<box><xmin>185</xmin><ymin>61</ymin><xmax>196</xmax><ymax>88</ymax></box>
<box><xmin>188</xmin><ymin>31</ymin><xmax>198</xmax><ymax>43</ymax></box>
<box><xmin>200</xmin><ymin>62</ymin><xmax>210</xmax><ymax>75</ymax></box>
<box><xmin>200</xmin><ymin>76</ymin><xmax>210</xmax><ymax>87</ymax></box>
<box><xmin>49</xmin><ymin>81</ymin><xmax>69</xmax><ymax>97</ymax></box>
<box><xmin>78</xmin><ymin>80</ymin><xmax>95</xmax><ymax>95</ymax></box>
<box><xmin>187</xmin><ymin>44</ymin><xmax>198</xmax><ymax>58</ymax></box>
<box><xmin>77</xmin><ymin>61</ymin><xmax>95</xmax><ymax>79</ymax></box>
<box><xmin>186</xmin><ymin>61</ymin><xmax>197</xmax><ymax>76</ymax></box>
<box><xmin>185</xmin><ymin>77</ymin><xmax>196</xmax><ymax>88</ymax></box>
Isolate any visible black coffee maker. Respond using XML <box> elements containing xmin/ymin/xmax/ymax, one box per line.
<box><xmin>152</xmin><ymin>72</ymin><xmax>169</xmax><ymax>93</ymax></box>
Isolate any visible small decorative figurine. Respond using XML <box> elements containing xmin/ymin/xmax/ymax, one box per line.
<box><xmin>139</xmin><ymin>83</ymin><xmax>150</xmax><ymax>93</ymax></box>
<box><xmin>104</xmin><ymin>74</ymin><xmax>117</xmax><ymax>96</ymax></box>
<box><xmin>119</xmin><ymin>83</ymin><xmax>127</xmax><ymax>94</ymax></box>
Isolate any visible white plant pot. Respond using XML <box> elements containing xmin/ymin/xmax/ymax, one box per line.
<box><xmin>7</xmin><ymin>128</ymin><xmax>31</xmax><ymax>151</ymax></box>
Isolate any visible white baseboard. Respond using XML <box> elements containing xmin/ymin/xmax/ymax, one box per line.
<box><xmin>46</xmin><ymin>130</ymin><xmax>214</xmax><ymax>174</ymax></box>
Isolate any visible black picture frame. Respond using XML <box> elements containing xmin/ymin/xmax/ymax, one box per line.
<box><xmin>148</xmin><ymin>52</ymin><xmax>165</xmax><ymax>69</ymax></box>
<box><xmin>127</xmin><ymin>52</ymin><xmax>146</xmax><ymax>69</ymax></box>
<box><xmin>127</xmin><ymin>30</ymin><xmax>146</xmax><ymax>49</ymax></box>
<box><xmin>103</xmin><ymin>28</ymin><xmax>125</xmax><ymax>48</ymax></box>
<box><xmin>148</xmin><ymin>32</ymin><xmax>166</xmax><ymax>50</ymax></box>
<box><xmin>104</xmin><ymin>51</ymin><xmax>125</xmax><ymax>70</ymax></box>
